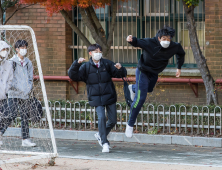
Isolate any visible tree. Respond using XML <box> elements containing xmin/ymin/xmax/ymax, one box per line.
<box><xmin>20</xmin><ymin>0</ymin><xmax>127</xmax><ymax>59</ymax></box>
<box><xmin>180</xmin><ymin>0</ymin><xmax>218</xmax><ymax>105</ymax></box>
<box><xmin>0</xmin><ymin>0</ymin><xmax>34</xmax><ymax>25</ymax></box>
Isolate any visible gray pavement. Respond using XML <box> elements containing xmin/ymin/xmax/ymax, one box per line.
<box><xmin>56</xmin><ymin>139</ymin><xmax>222</xmax><ymax>167</ymax></box>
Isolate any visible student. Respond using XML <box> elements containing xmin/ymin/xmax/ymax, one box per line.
<box><xmin>125</xmin><ymin>26</ymin><xmax>185</xmax><ymax>138</ymax></box>
<box><xmin>6</xmin><ymin>40</ymin><xmax>36</xmax><ymax>147</ymax></box>
<box><xmin>0</xmin><ymin>40</ymin><xmax>13</xmax><ymax>147</ymax></box>
<box><xmin>68</xmin><ymin>44</ymin><xmax>127</xmax><ymax>153</ymax></box>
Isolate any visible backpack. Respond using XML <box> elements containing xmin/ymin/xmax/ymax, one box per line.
<box><xmin>121</xmin><ymin>76</ymin><xmax>133</xmax><ymax>107</ymax></box>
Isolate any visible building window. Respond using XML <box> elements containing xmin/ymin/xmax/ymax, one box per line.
<box><xmin>72</xmin><ymin>0</ymin><xmax>205</xmax><ymax>68</ymax></box>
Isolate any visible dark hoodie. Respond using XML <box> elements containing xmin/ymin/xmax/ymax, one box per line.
<box><xmin>128</xmin><ymin>35</ymin><xmax>185</xmax><ymax>75</ymax></box>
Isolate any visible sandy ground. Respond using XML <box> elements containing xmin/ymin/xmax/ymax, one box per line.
<box><xmin>0</xmin><ymin>158</ymin><xmax>221</xmax><ymax>170</ymax></box>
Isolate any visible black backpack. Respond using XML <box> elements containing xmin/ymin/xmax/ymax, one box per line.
<box><xmin>121</xmin><ymin>76</ymin><xmax>133</xmax><ymax>107</ymax></box>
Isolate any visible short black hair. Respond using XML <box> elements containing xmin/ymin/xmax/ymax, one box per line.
<box><xmin>156</xmin><ymin>25</ymin><xmax>175</xmax><ymax>39</ymax></box>
<box><xmin>15</xmin><ymin>40</ymin><xmax>28</xmax><ymax>49</ymax></box>
<box><xmin>87</xmin><ymin>43</ymin><xmax>102</xmax><ymax>52</ymax></box>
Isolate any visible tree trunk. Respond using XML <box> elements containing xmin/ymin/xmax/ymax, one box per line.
<box><xmin>182</xmin><ymin>2</ymin><xmax>218</xmax><ymax>105</ymax></box>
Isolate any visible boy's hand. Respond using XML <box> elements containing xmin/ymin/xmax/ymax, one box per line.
<box><xmin>176</xmin><ymin>69</ymin><xmax>181</xmax><ymax>77</ymax></box>
<box><xmin>114</xmin><ymin>63</ymin><xmax>122</xmax><ymax>69</ymax></box>
<box><xmin>126</xmin><ymin>35</ymin><xmax>133</xmax><ymax>42</ymax></box>
<box><xmin>78</xmin><ymin>58</ymin><xmax>85</xmax><ymax>64</ymax></box>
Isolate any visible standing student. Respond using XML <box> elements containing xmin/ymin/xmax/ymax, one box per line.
<box><xmin>68</xmin><ymin>44</ymin><xmax>127</xmax><ymax>153</ymax></box>
<box><xmin>5</xmin><ymin>40</ymin><xmax>36</xmax><ymax>147</ymax></box>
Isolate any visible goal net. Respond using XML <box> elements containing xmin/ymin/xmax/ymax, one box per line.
<box><xmin>0</xmin><ymin>25</ymin><xmax>57</xmax><ymax>166</ymax></box>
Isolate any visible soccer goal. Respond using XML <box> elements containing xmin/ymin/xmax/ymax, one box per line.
<box><xmin>0</xmin><ymin>25</ymin><xmax>57</xmax><ymax>165</ymax></box>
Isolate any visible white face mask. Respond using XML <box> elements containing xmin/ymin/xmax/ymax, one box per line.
<box><xmin>160</xmin><ymin>41</ymin><xmax>170</xmax><ymax>48</ymax></box>
<box><xmin>93</xmin><ymin>52</ymin><xmax>102</xmax><ymax>61</ymax></box>
<box><xmin>0</xmin><ymin>51</ymin><xmax>8</xmax><ymax>58</ymax></box>
<box><xmin>19</xmin><ymin>49</ymin><xmax>27</xmax><ymax>56</ymax></box>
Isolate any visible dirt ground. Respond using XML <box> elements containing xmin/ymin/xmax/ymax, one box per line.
<box><xmin>0</xmin><ymin>158</ymin><xmax>221</xmax><ymax>170</ymax></box>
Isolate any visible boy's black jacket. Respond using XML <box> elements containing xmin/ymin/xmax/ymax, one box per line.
<box><xmin>128</xmin><ymin>35</ymin><xmax>185</xmax><ymax>74</ymax></box>
<box><xmin>68</xmin><ymin>58</ymin><xmax>127</xmax><ymax>107</ymax></box>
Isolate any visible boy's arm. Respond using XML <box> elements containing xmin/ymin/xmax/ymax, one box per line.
<box><xmin>127</xmin><ymin>35</ymin><xmax>149</xmax><ymax>49</ymax></box>
<box><xmin>28</xmin><ymin>61</ymin><xmax>34</xmax><ymax>92</ymax></box>
<box><xmin>68</xmin><ymin>59</ymin><xmax>87</xmax><ymax>82</ymax></box>
<box><xmin>110</xmin><ymin>61</ymin><xmax>127</xmax><ymax>78</ymax></box>
<box><xmin>176</xmin><ymin>43</ymin><xmax>185</xmax><ymax>70</ymax></box>
<box><xmin>6</xmin><ymin>62</ymin><xmax>13</xmax><ymax>93</ymax></box>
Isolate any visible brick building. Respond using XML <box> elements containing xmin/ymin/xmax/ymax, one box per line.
<box><xmin>5</xmin><ymin>0</ymin><xmax>222</xmax><ymax>105</ymax></box>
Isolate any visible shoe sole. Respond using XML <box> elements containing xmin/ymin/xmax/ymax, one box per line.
<box><xmin>22</xmin><ymin>144</ymin><xmax>36</xmax><ymax>147</ymax></box>
<box><xmin>102</xmin><ymin>150</ymin><xmax>110</xmax><ymax>153</ymax></box>
<box><xmin>125</xmin><ymin>132</ymin><xmax>133</xmax><ymax>138</ymax></box>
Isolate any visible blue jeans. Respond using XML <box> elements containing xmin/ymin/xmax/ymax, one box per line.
<box><xmin>128</xmin><ymin>68</ymin><xmax>158</xmax><ymax>127</ymax></box>
<box><xmin>96</xmin><ymin>103</ymin><xmax>117</xmax><ymax>145</ymax></box>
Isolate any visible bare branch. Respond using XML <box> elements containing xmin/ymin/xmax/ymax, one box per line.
<box><xmin>88</xmin><ymin>6</ymin><xmax>106</xmax><ymax>43</ymax></box>
<box><xmin>60</xmin><ymin>9</ymin><xmax>91</xmax><ymax>47</ymax></box>
<box><xmin>79</xmin><ymin>7</ymin><xmax>105</xmax><ymax>48</ymax></box>
<box><xmin>4</xmin><ymin>4</ymin><xmax>34</xmax><ymax>25</ymax></box>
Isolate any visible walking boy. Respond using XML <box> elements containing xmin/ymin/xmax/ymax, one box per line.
<box><xmin>5</xmin><ymin>40</ymin><xmax>36</xmax><ymax>147</ymax></box>
<box><xmin>125</xmin><ymin>26</ymin><xmax>185</xmax><ymax>137</ymax></box>
<box><xmin>68</xmin><ymin>44</ymin><xmax>127</xmax><ymax>153</ymax></box>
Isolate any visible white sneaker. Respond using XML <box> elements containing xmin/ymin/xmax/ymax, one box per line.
<box><xmin>95</xmin><ymin>133</ymin><xmax>111</xmax><ymax>149</ymax></box>
<box><xmin>94</xmin><ymin>133</ymin><xmax>102</xmax><ymax>147</ymax></box>
<box><xmin>102</xmin><ymin>143</ymin><xmax>109</xmax><ymax>153</ymax></box>
<box><xmin>128</xmin><ymin>84</ymin><xmax>136</xmax><ymax>101</ymax></box>
<box><xmin>125</xmin><ymin>124</ymin><xmax>133</xmax><ymax>138</ymax></box>
<box><xmin>22</xmin><ymin>139</ymin><xmax>36</xmax><ymax>147</ymax></box>
<box><xmin>0</xmin><ymin>132</ymin><xmax>3</xmax><ymax>146</ymax></box>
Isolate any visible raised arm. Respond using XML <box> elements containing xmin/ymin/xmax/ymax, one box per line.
<box><xmin>110</xmin><ymin>61</ymin><xmax>127</xmax><ymax>78</ymax></box>
<box><xmin>68</xmin><ymin>58</ymin><xmax>87</xmax><ymax>82</ymax></box>
<box><xmin>126</xmin><ymin>35</ymin><xmax>149</xmax><ymax>49</ymax></box>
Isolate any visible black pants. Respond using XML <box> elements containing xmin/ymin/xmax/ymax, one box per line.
<box><xmin>0</xmin><ymin>98</ymin><xmax>30</xmax><ymax>139</ymax></box>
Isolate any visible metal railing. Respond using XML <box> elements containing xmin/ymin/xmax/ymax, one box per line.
<box><xmin>13</xmin><ymin>101</ymin><xmax>222</xmax><ymax>136</ymax></box>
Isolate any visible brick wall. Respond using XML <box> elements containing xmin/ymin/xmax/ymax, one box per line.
<box><xmin>5</xmin><ymin>2</ymin><xmax>222</xmax><ymax>105</ymax></box>
<box><xmin>205</xmin><ymin>0</ymin><xmax>222</xmax><ymax>79</ymax></box>
<box><xmin>6</xmin><ymin>4</ymin><xmax>72</xmax><ymax>100</ymax></box>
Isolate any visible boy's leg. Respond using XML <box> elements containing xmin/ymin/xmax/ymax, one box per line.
<box><xmin>105</xmin><ymin>103</ymin><xmax>117</xmax><ymax>136</ymax></box>
<box><xmin>95</xmin><ymin>105</ymin><xmax>109</xmax><ymax>145</ymax></box>
<box><xmin>0</xmin><ymin>99</ymin><xmax>8</xmax><ymax>132</ymax></box>
<box><xmin>20</xmin><ymin>99</ymin><xmax>36</xmax><ymax>147</ymax></box>
<box><xmin>147</xmin><ymin>72</ymin><xmax>158</xmax><ymax>93</ymax></box>
<box><xmin>1</xmin><ymin>98</ymin><xmax>18</xmax><ymax>134</ymax></box>
<box><xmin>19</xmin><ymin>99</ymin><xmax>30</xmax><ymax>139</ymax></box>
<box><xmin>128</xmin><ymin>68</ymin><xmax>149</xmax><ymax>127</ymax></box>
<box><xmin>0</xmin><ymin>99</ymin><xmax>9</xmax><ymax>145</ymax></box>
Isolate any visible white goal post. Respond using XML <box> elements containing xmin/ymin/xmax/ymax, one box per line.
<box><xmin>0</xmin><ymin>25</ymin><xmax>58</xmax><ymax>164</ymax></box>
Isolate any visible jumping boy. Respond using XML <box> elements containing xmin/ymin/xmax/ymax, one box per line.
<box><xmin>125</xmin><ymin>26</ymin><xmax>185</xmax><ymax>138</ymax></box>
